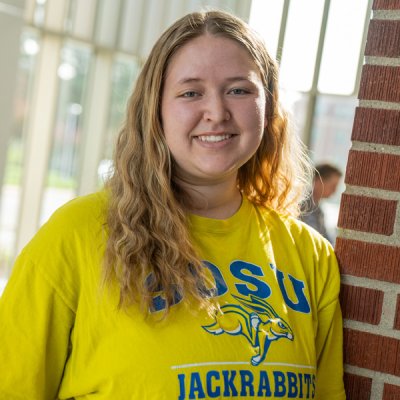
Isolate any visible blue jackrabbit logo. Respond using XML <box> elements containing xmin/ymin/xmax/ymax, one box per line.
<box><xmin>202</xmin><ymin>294</ymin><xmax>294</xmax><ymax>366</ymax></box>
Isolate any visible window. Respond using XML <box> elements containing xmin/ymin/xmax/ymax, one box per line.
<box><xmin>40</xmin><ymin>42</ymin><xmax>92</xmax><ymax>224</ymax></box>
<box><xmin>0</xmin><ymin>29</ymin><xmax>38</xmax><ymax>280</ymax></box>
<box><xmin>249</xmin><ymin>0</ymin><xmax>372</xmax><ymax>240</ymax></box>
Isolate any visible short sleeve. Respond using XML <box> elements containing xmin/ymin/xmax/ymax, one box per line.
<box><xmin>0</xmin><ymin>253</ymin><xmax>75</xmax><ymax>399</ymax></box>
<box><xmin>314</xmin><ymin>241</ymin><xmax>346</xmax><ymax>399</ymax></box>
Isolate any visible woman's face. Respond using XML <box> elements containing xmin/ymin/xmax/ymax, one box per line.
<box><xmin>161</xmin><ymin>34</ymin><xmax>267</xmax><ymax>186</ymax></box>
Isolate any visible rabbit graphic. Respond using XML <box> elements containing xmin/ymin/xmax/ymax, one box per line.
<box><xmin>202</xmin><ymin>294</ymin><xmax>294</xmax><ymax>366</ymax></box>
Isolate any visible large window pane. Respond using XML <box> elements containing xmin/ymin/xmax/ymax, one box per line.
<box><xmin>0</xmin><ymin>29</ymin><xmax>39</xmax><ymax>279</ymax></box>
<box><xmin>310</xmin><ymin>95</ymin><xmax>356</xmax><ymax>172</ymax></box>
<box><xmin>40</xmin><ymin>42</ymin><xmax>91</xmax><ymax>224</ymax></box>
<box><xmin>280</xmin><ymin>90</ymin><xmax>310</xmax><ymax>143</ymax></box>
<box><xmin>248</xmin><ymin>0</ymin><xmax>284</xmax><ymax>59</ymax></box>
<box><xmin>279</xmin><ymin>0</ymin><xmax>325</xmax><ymax>92</ymax></box>
<box><xmin>309</xmin><ymin>96</ymin><xmax>356</xmax><ymax>243</ymax></box>
<box><xmin>318</xmin><ymin>0</ymin><xmax>369</xmax><ymax>94</ymax></box>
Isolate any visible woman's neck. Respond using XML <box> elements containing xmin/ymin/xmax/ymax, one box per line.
<box><xmin>176</xmin><ymin>177</ymin><xmax>242</xmax><ymax>219</ymax></box>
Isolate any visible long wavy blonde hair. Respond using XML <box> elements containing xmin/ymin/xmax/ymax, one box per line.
<box><xmin>104</xmin><ymin>10</ymin><xmax>312</xmax><ymax>315</ymax></box>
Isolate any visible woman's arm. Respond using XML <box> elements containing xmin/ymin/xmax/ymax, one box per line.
<box><xmin>0</xmin><ymin>255</ymin><xmax>74</xmax><ymax>399</ymax></box>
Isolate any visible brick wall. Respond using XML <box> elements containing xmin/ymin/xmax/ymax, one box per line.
<box><xmin>335</xmin><ymin>1</ymin><xmax>400</xmax><ymax>399</ymax></box>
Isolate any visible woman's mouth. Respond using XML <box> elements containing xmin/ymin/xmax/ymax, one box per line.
<box><xmin>196</xmin><ymin>134</ymin><xmax>234</xmax><ymax>143</ymax></box>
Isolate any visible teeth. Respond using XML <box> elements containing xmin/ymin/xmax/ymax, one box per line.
<box><xmin>197</xmin><ymin>134</ymin><xmax>231</xmax><ymax>143</ymax></box>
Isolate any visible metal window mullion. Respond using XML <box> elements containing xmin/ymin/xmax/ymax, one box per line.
<box><xmin>71</xmin><ymin>0</ymin><xmax>98</xmax><ymax>41</ymax></box>
<box><xmin>139</xmin><ymin>0</ymin><xmax>167</xmax><ymax>58</ymax></box>
<box><xmin>44</xmin><ymin>0</ymin><xmax>69</xmax><ymax>32</ymax></box>
<box><xmin>23</xmin><ymin>0</ymin><xmax>35</xmax><ymax>23</ymax></box>
<box><xmin>301</xmin><ymin>0</ymin><xmax>331</xmax><ymax>148</ymax></box>
<box><xmin>353</xmin><ymin>0</ymin><xmax>374</xmax><ymax>96</ymax></box>
<box><xmin>276</xmin><ymin>0</ymin><xmax>290</xmax><ymax>64</ymax></box>
<box><xmin>77</xmin><ymin>51</ymin><xmax>113</xmax><ymax>196</ymax></box>
<box><xmin>94</xmin><ymin>0</ymin><xmax>121</xmax><ymax>49</ymax></box>
<box><xmin>16</xmin><ymin>34</ymin><xmax>62</xmax><ymax>253</ymax></box>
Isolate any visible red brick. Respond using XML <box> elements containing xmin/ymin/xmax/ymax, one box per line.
<box><xmin>352</xmin><ymin>107</ymin><xmax>400</xmax><ymax>146</ymax></box>
<box><xmin>359</xmin><ymin>65</ymin><xmax>400</xmax><ymax>103</ymax></box>
<box><xmin>338</xmin><ymin>194</ymin><xmax>397</xmax><ymax>235</ymax></box>
<box><xmin>344</xmin><ymin>373</ymin><xmax>372</xmax><ymax>400</ymax></box>
<box><xmin>365</xmin><ymin>20</ymin><xmax>400</xmax><ymax>57</ymax></box>
<box><xmin>335</xmin><ymin>238</ymin><xmax>400</xmax><ymax>284</ymax></box>
<box><xmin>383</xmin><ymin>383</ymin><xmax>400</xmax><ymax>399</ymax></box>
<box><xmin>394</xmin><ymin>294</ymin><xmax>400</xmax><ymax>330</ymax></box>
<box><xmin>345</xmin><ymin>150</ymin><xmax>400</xmax><ymax>191</ymax></box>
<box><xmin>340</xmin><ymin>284</ymin><xmax>384</xmax><ymax>324</ymax></box>
<box><xmin>373</xmin><ymin>0</ymin><xmax>400</xmax><ymax>10</ymax></box>
<box><xmin>344</xmin><ymin>328</ymin><xmax>400</xmax><ymax>376</ymax></box>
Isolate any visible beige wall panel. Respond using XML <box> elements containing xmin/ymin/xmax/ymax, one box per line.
<box><xmin>23</xmin><ymin>0</ymin><xmax>35</xmax><ymax>22</ymax></box>
<box><xmin>138</xmin><ymin>0</ymin><xmax>168</xmax><ymax>58</ymax></box>
<box><xmin>44</xmin><ymin>0</ymin><xmax>69</xmax><ymax>32</ymax></box>
<box><xmin>94</xmin><ymin>0</ymin><xmax>121</xmax><ymax>48</ymax></box>
<box><xmin>163</xmin><ymin>0</ymin><xmax>186</xmax><ymax>30</ymax></box>
<box><xmin>119</xmin><ymin>0</ymin><xmax>146</xmax><ymax>54</ymax></box>
<box><xmin>72</xmin><ymin>0</ymin><xmax>97</xmax><ymax>41</ymax></box>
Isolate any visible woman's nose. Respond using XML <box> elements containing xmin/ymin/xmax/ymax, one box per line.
<box><xmin>202</xmin><ymin>95</ymin><xmax>230</xmax><ymax>122</ymax></box>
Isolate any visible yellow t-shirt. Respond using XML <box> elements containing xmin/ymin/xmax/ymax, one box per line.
<box><xmin>0</xmin><ymin>192</ymin><xmax>345</xmax><ymax>399</ymax></box>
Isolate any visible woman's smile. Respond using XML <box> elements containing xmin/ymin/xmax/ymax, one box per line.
<box><xmin>161</xmin><ymin>33</ymin><xmax>267</xmax><ymax>185</ymax></box>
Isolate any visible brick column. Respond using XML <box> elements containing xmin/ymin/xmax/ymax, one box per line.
<box><xmin>335</xmin><ymin>1</ymin><xmax>400</xmax><ymax>399</ymax></box>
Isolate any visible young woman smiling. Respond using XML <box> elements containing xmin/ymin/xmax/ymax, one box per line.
<box><xmin>0</xmin><ymin>10</ymin><xmax>345</xmax><ymax>400</ymax></box>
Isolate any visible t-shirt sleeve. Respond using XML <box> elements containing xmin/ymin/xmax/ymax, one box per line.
<box><xmin>0</xmin><ymin>252</ymin><xmax>75</xmax><ymax>399</ymax></box>
<box><xmin>313</xmin><ymin>240</ymin><xmax>346</xmax><ymax>400</ymax></box>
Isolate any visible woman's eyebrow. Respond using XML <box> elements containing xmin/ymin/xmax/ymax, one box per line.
<box><xmin>176</xmin><ymin>76</ymin><xmax>253</xmax><ymax>85</ymax></box>
<box><xmin>225</xmin><ymin>76</ymin><xmax>253</xmax><ymax>82</ymax></box>
<box><xmin>176</xmin><ymin>77</ymin><xmax>202</xmax><ymax>85</ymax></box>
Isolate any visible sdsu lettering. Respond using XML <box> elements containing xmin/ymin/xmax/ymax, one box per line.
<box><xmin>151</xmin><ymin>261</ymin><xmax>311</xmax><ymax>314</ymax></box>
<box><xmin>177</xmin><ymin>369</ymin><xmax>316</xmax><ymax>399</ymax></box>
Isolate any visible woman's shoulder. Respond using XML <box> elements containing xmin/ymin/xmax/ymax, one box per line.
<box><xmin>255</xmin><ymin>203</ymin><xmax>333</xmax><ymax>252</ymax></box>
<box><xmin>49</xmin><ymin>191</ymin><xmax>108</xmax><ymax>225</ymax></box>
<box><xmin>21</xmin><ymin>191</ymin><xmax>109</xmax><ymax>262</ymax></box>
<box><xmin>13</xmin><ymin>191</ymin><xmax>109</xmax><ymax>311</ymax></box>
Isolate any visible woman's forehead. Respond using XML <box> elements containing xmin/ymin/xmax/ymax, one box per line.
<box><xmin>164</xmin><ymin>35</ymin><xmax>261</xmax><ymax>81</ymax></box>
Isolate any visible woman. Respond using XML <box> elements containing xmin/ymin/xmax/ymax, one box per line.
<box><xmin>0</xmin><ymin>10</ymin><xmax>345</xmax><ymax>399</ymax></box>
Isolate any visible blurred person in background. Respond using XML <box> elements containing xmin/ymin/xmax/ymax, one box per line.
<box><xmin>300</xmin><ymin>163</ymin><xmax>343</xmax><ymax>244</ymax></box>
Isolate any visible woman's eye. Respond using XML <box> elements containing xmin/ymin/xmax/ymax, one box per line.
<box><xmin>182</xmin><ymin>91</ymin><xmax>198</xmax><ymax>98</ymax></box>
<box><xmin>229</xmin><ymin>88</ymin><xmax>248</xmax><ymax>95</ymax></box>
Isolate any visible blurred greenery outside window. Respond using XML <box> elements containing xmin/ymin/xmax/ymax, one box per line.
<box><xmin>98</xmin><ymin>56</ymin><xmax>141</xmax><ymax>186</ymax></box>
<box><xmin>4</xmin><ymin>29</ymin><xmax>39</xmax><ymax>186</ymax></box>
<box><xmin>0</xmin><ymin>29</ymin><xmax>39</xmax><ymax>276</ymax></box>
<box><xmin>40</xmin><ymin>41</ymin><xmax>92</xmax><ymax>224</ymax></box>
<box><xmin>0</xmin><ymin>29</ymin><xmax>142</xmax><ymax>275</ymax></box>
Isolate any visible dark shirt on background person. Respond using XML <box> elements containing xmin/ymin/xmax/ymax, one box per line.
<box><xmin>300</xmin><ymin>163</ymin><xmax>342</xmax><ymax>243</ymax></box>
